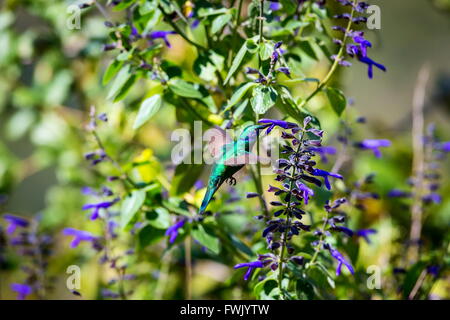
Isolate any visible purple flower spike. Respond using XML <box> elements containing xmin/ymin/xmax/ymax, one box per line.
<box><xmin>356</xmin><ymin>229</ymin><xmax>377</xmax><ymax>244</ymax></box>
<box><xmin>356</xmin><ymin>139</ymin><xmax>391</xmax><ymax>158</ymax></box>
<box><xmin>63</xmin><ymin>228</ymin><xmax>99</xmax><ymax>248</ymax></box>
<box><xmin>165</xmin><ymin>218</ymin><xmax>187</xmax><ymax>244</ymax></box>
<box><xmin>234</xmin><ymin>260</ymin><xmax>265</xmax><ymax>281</ymax></box>
<box><xmin>82</xmin><ymin>198</ymin><xmax>119</xmax><ymax>220</ymax></box>
<box><xmin>327</xmin><ymin>246</ymin><xmax>354</xmax><ymax>276</ymax></box>
<box><xmin>258</xmin><ymin>119</ymin><xmax>298</xmax><ymax>134</ymax></box>
<box><xmin>148</xmin><ymin>30</ymin><xmax>177</xmax><ymax>48</ymax></box>
<box><xmin>11</xmin><ymin>283</ymin><xmax>32</xmax><ymax>300</ymax></box>
<box><xmin>3</xmin><ymin>214</ymin><xmax>29</xmax><ymax>234</ymax></box>
<box><xmin>312</xmin><ymin>169</ymin><xmax>343</xmax><ymax>190</ymax></box>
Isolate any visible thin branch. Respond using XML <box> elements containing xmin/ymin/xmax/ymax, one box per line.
<box><xmin>408</xmin><ymin>63</ymin><xmax>431</xmax><ymax>264</ymax></box>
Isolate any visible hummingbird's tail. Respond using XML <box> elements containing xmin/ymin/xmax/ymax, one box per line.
<box><xmin>198</xmin><ymin>185</ymin><xmax>217</xmax><ymax>215</ymax></box>
<box><xmin>198</xmin><ymin>172</ymin><xmax>225</xmax><ymax>215</ymax></box>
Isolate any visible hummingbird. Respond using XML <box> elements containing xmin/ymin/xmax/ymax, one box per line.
<box><xmin>198</xmin><ymin>124</ymin><xmax>269</xmax><ymax>215</ymax></box>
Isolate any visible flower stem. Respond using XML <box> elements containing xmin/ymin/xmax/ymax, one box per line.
<box><xmin>158</xmin><ymin>5</ymin><xmax>207</xmax><ymax>51</ymax></box>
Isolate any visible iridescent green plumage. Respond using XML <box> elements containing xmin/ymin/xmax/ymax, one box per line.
<box><xmin>198</xmin><ymin>124</ymin><xmax>267</xmax><ymax>214</ymax></box>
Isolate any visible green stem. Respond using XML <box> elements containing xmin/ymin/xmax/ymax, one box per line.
<box><xmin>158</xmin><ymin>5</ymin><xmax>207</xmax><ymax>51</ymax></box>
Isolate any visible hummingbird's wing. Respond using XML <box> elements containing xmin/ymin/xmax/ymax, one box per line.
<box><xmin>204</xmin><ymin>127</ymin><xmax>233</xmax><ymax>160</ymax></box>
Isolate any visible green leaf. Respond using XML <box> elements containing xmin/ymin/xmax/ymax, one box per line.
<box><xmin>168</xmin><ymin>79</ymin><xmax>203</xmax><ymax>99</ymax></box>
<box><xmin>138</xmin><ymin>225</ymin><xmax>166</xmax><ymax>248</ymax></box>
<box><xmin>224</xmin><ymin>82</ymin><xmax>257</xmax><ymax>112</ymax></box>
<box><xmin>253</xmin><ymin>279</ymin><xmax>279</xmax><ymax>300</ymax></box>
<box><xmin>145</xmin><ymin>207</ymin><xmax>171</xmax><ymax>229</ymax></box>
<box><xmin>250</xmin><ymin>85</ymin><xmax>278</xmax><ymax>114</ymax></box>
<box><xmin>259</xmin><ymin>42</ymin><xmax>273</xmax><ymax>61</ymax></box>
<box><xmin>211</xmin><ymin>13</ymin><xmax>232</xmax><ymax>35</ymax></box>
<box><xmin>296</xmin><ymin>278</ymin><xmax>316</xmax><ymax>300</ymax></box>
<box><xmin>121</xmin><ymin>189</ymin><xmax>146</xmax><ymax>228</ymax></box>
<box><xmin>103</xmin><ymin>60</ymin><xmax>124</xmax><ymax>85</ymax></box>
<box><xmin>107</xmin><ymin>64</ymin><xmax>131</xmax><ymax>100</ymax></box>
<box><xmin>326</xmin><ymin>87</ymin><xmax>347</xmax><ymax>116</ymax></box>
<box><xmin>170</xmin><ymin>163</ymin><xmax>204</xmax><ymax>196</ymax></box>
<box><xmin>193</xmin><ymin>51</ymin><xmax>224</xmax><ymax>82</ymax></box>
<box><xmin>191</xmin><ymin>224</ymin><xmax>220</xmax><ymax>254</ymax></box>
<box><xmin>112</xmin><ymin>0</ymin><xmax>136</xmax><ymax>11</ymax></box>
<box><xmin>276</xmin><ymin>85</ymin><xmax>321</xmax><ymax>128</ymax></box>
<box><xmin>133</xmin><ymin>94</ymin><xmax>163</xmax><ymax>130</ymax></box>
<box><xmin>198</xmin><ymin>7</ymin><xmax>229</xmax><ymax>17</ymax></box>
<box><xmin>224</xmin><ymin>41</ymin><xmax>249</xmax><ymax>84</ymax></box>
<box><xmin>299</xmin><ymin>40</ymin><xmax>318</xmax><ymax>60</ymax></box>
<box><xmin>285</xmin><ymin>77</ymin><xmax>320</xmax><ymax>84</ymax></box>
<box><xmin>113</xmin><ymin>74</ymin><xmax>137</xmax><ymax>102</ymax></box>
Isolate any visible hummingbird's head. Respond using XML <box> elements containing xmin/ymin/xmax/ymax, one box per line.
<box><xmin>237</xmin><ymin>124</ymin><xmax>269</xmax><ymax>150</ymax></box>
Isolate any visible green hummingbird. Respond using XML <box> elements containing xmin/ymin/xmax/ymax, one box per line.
<box><xmin>198</xmin><ymin>124</ymin><xmax>268</xmax><ymax>215</ymax></box>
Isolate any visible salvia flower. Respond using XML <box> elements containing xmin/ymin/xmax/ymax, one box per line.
<box><xmin>355</xmin><ymin>229</ymin><xmax>377</xmax><ymax>244</ymax></box>
<box><xmin>3</xmin><ymin>214</ymin><xmax>29</xmax><ymax>234</ymax></box>
<box><xmin>356</xmin><ymin>139</ymin><xmax>391</xmax><ymax>158</ymax></box>
<box><xmin>269</xmin><ymin>1</ymin><xmax>282</xmax><ymax>11</ymax></box>
<box><xmin>258</xmin><ymin>119</ymin><xmax>298</xmax><ymax>134</ymax></box>
<box><xmin>326</xmin><ymin>245</ymin><xmax>355</xmax><ymax>276</ymax></box>
<box><xmin>234</xmin><ymin>255</ymin><xmax>275</xmax><ymax>281</ymax></box>
<box><xmin>147</xmin><ymin>31</ymin><xmax>177</xmax><ymax>48</ymax></box>
<box><xmin>312</xmin><ymin>169</ymin><xmax>343</xmax><ymax>190</ymax></box>
<box><xmin>309</xmin><ymin>146</ymin><xmax>337</xmax><ymax>163</ymax></box>
<box><xmin>82</xmin><ymin>198</ymin><xmax>119</xmax><ymax>220</ymax></box>
<box><xmin>165</xmin><ymin>218</ymin><xmax>187</xmax><ymax>243</ymax></box>
<box><xmin>63</xmin><ymin>228</ymin><xmax>100</xmax><ymax>248</ymax></box>
<box><xmin>11</xmin><ymin>283</ymin><xmax>32</xmax><ymax>300</ymax></box>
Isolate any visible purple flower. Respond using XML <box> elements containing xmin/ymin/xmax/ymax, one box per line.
<box><xmin>194</xmin><ymin>180</ymin><xmax>204</xmax><ymax>191</ymax></box>
<box><xmin>388</xmin><ymin>189</ymin><xmax>412</xmax><ymax>198</ymax></box>
<box><xmin>332</xmin><ymin>226</ymin><xmax>354</xmax><ymax>237</ymax></box>
<box><xmin>191</xmin><ymin>19</ymin><xmax>200</xmax><ymax>29</ymax></box>
<box><xmin>3</xmin><ymin>214</ymin><xmax>29</xmax><ymax>234</ymax></box>
<box><xmin>346</xmin><ymin>34</ymin><xmax>386</xmax><ymax>79</ymax></box>
<box><xmin>63</xmin><ymin>228</ymin><xmax>99</xmax><ymax>248</ymax></box>
<box><xmin>356</xmin><ymin>139</ymin><xmax>391</xmax><ymax>158</ymax></box>
<box><xmin>147</xmin><ymin>30</ymin><xmax>177</xmax><ymax>48</ymax></box>
<box><xmin>423</xmin><ymin>193</ymin><xmax>442</xmax><ymax>204</ymax></box>
<box><xmin>98</xmin><ymin>113</ymin><xmax>108</xmax><ymax>122</ymax></box>
<box><xmin>312</xmin><ymin>169</ymin><xmax>343</xmax><ymax>190</ymax></box>
<box><xmin>327</xmin><ymin>246</ymin><xmax>354</xmax><ymax>276</ymax></box>
<box><xmin>356</xmin><ymin>229</ymin><xmax>377</xmax><ymax>244</ymax></box>
<box><xmin>234</xmin><ymin>260</ymin><xmax>265</xmax><ymax>281</ymax></box>
<box><xmin>165</xmin><ymin>218</ymin><xmax>186</xmax><ymax>244</ymax></box>
<box><xmin>439</xmin><ymin>142</ymin><xmax>450</xmax><ymax>152</ymax></box>
<box><xmin>11</xmin><ymin>283</ymin><xmax>32</xmax><ymax>300</ymax></box>
<box><xmin>295</xmin><ymin>181</ymin><xmax>314</xmax><ymax>204</ymax></box>
<box><xmin>269</xmin><ymin>1</ymin><xmax>282</xmax><ymax>11</ymax></box>
<box><xmin>82</xmin><ymin>198</ymin><xmax>119</xmax><ymax>220</ymax></box>
<box><xmin>358</xmin><ymin>56</ymin><xmax>387</xmax><ymax>79</ymax></box>
<box><xmin>277</xmin><ymin>67</ymin><xmax>291</xmax><ymax>76</ymax></box>
<box><xmin>309</xmin><ymin>146</ymin><xmax>337</xmax><ymax>163</ymax></box>
<box><xmin>258</xmin><ymin>119</ymin><xmax>298</xmax><ymax>134</ymax></box>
